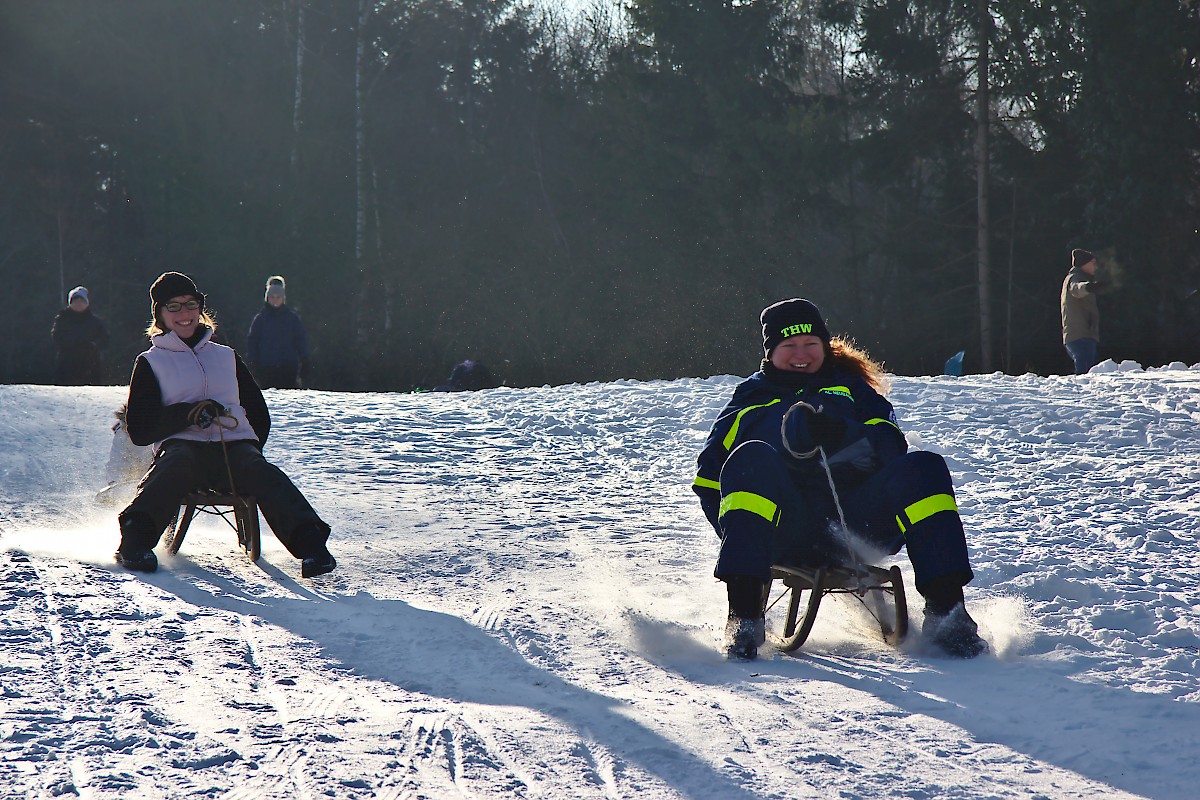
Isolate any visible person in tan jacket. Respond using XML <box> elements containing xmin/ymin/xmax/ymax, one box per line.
<box><xmin>1061</xmin><ymin>248</ymin><xmax>1109</xmax><ymax>374</ymax></box>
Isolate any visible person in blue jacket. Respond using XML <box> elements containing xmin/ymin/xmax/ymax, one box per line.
<box><xmin>693</xmin><ymin>298</ymin><xmax>987</xmax><ymax>660</ymax></box>
<box><xmin>247</xmin><ymin>276</ymin><xmax>310</xmax><ymax>389</ymax></box>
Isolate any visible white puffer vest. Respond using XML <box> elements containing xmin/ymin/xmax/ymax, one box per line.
<box><xmin>141</xmin><ymin>329</ymin><xmax>260</xmax><ymax>450</ymax></box>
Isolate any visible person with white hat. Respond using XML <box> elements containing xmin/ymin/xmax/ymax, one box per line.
<box><xmin>50</xmin><ymin>285</ymin><xmax>109</xmax><ymax>385</ymax></box>
<box><xmin>246</xmin><ymin>275</ymin><xmax>311</xmax><ymax>388</ymax></box>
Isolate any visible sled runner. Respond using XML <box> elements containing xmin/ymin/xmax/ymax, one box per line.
<box><xmin>162</xmin><ymin>490</ymin><xmax>261</xmax><ymax>562</ymax></box>
<box><xmin>764</xmin><ymin>561</ymin><xmax>908</xmax><ymax>652</ymax></box>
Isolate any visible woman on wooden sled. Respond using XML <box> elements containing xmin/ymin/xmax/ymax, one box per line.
<box><xmin>114</xmin><ymin>271</ymin><xmax>336</xmax><ymax>578</ymax></box>
<box><xmin>693</xmin><ymin>298</ymin><xmax>986</xmax><ymax>660</ymax></box>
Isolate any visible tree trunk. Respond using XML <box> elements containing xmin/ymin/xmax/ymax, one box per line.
<box><xmin>354</xmin><ymin>0</ymin><xmax>367</xmax><ymax>268</ymax></box>
<box><xmin>290</xmin><ymin>0</ymin><xmax>306</xmax><ymax>177</ymax></box>
<box><xmin>975</xmin><ymin>0</ymin><xmax>993</xmax><ymax>372</ymax></box>
<box><xmin>352</xmin><ymin>0</ymin><xmax>372</xmax><ymax>386</ymax></box>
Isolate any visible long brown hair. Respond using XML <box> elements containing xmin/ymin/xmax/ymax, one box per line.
<box><xmin>827</xmin><ymin>336</ymin><xmax>890</xmax><ymax>394</ymax></box>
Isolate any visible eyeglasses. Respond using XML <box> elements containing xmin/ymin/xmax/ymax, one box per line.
<box><xmin>163</xmin><ymin>300</ymin><xmax>202</xmax><ymax>313</ymax></box>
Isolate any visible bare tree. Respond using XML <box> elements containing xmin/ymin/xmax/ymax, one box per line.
<box><xmin>975</xmin><ymin>0</ymin><xmax>993</xmax><ymax>371</ymax></box>
<box><xmin>290</xmin><ymin>0</ymin><xmax>306</xmax><ymax>177</ymax></box>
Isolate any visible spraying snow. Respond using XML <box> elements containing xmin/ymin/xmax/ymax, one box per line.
<box><xmin>1</xmin><ymin>363</ymin><xmax>1198</xmax><ymax>798</ymax></box>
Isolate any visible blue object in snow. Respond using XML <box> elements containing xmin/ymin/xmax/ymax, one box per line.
<box><xmin>944</xmin><ymin>351</ymin><xmax>965</xmax><ymax>377</ymax></box>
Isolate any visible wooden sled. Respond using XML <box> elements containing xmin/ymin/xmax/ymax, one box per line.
<box><xmin>764</xmin><ymin>562</ymin><xmax>908</xmax><ymax>652</ymax></box>
<box><xmin>162</xmin><ymin>490</ymin><xmax>261</xmax><ymax>562</ymax></box>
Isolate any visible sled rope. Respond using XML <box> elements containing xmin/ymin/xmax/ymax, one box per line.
<box><xmin>187</xmin><ymin>401</ymin><xmax>242</xmax><ymax>507</ymax></box>
<box><xmin>816</xmin><ymin>446</ymin><xmax>850</xmax><ymax>545</ymax></box>
<box><xmin>778</xmin><ymin>400</ymin><xmax>894</xmax><ymax>630</ymax></box>
<box><xmin>817</xmin><ymin>446</ymin><xmax>896</xmax><ymax>628</ymax></box>
<box><xmin>782</xmin><ymin>402</ymin><xmax>864</xmax><ymax>571</ymax></box>
<box><xmin>780</xmin><ymin>401</ymin><xmax>821</xmax><ymax>461</ymax></box>
<box><xmin>817</xmin><ymin>446</ymin><xmax>876</xmax><ymax>584</ymax></box>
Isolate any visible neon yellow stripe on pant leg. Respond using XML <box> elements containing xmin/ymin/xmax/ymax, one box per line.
<box><xmin>896</xmin><ymin>493</ymin><xmax>958</xmax><ymax>534</ymax></box>
<box><xmin>718</xmin><ymin>492</ymin><xmax>779</xmax><ymax>524</ymax></box>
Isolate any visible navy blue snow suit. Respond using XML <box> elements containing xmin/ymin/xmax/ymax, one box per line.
<box><xmin>693</xmin><ymin>366</ymin><xmax>973</xmax><ymax>595</ymax></box>
<box><xmin>246</xmin><ymin>304</ymin><xmax>310</xmax><ymax>389</ymax></box>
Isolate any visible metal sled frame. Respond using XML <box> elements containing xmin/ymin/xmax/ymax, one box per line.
<box><xmin>162</xmin><ymin>490</ymin><xmax>261</xmax><ymax>562</ymax></box>
<box><xmin>764</xmin><ymin>562</ymin><xmax>909</xmax><ymax>652</ymax></box>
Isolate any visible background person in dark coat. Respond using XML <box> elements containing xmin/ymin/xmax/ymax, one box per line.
<box><xmin>1060</xmin><ymin>248</ymin><xmax>1109</xmax><ymax>375</ymax></box>
<box><xmin>433</xmin><ymin>358</ymin><xmax>498</xmax><ymax>392</ymax></box>
<box><xmin>50</xmin><ymin>286</ymin><xmax>109</xmax><ymax>385</ymax></box>
<box><xmin>246</xmin><ymin>276</ymin><xmax>310</xmax><ymax>389</ymax></box>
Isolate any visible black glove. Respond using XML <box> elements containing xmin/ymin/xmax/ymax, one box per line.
<box><xmin>783</xmin><ymin>401</ymin><xmax>847</xmax><ymax>458</ymax></box>
<box><xmin>189</xmin><ymin>400</ymin><xmax>228</xmax><ymax>429</ymax></box>
<box><xmin>1089</xmin><ymin>280</ymin><xmax>1110</xmax><ymax>295</ymax></box>
<box><xmin>806</xmin><ymin>405</ymin><xmax>847</xmax><ymax>449</ymax></box>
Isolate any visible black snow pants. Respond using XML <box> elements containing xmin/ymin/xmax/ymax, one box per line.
<box><xmin>118</xmin><ymin>439</ymin><xmax>330</xmax><ymax>559</ymax></box>
<box><xmin>714</xmin><ymin>441</ymin><xmax>973</xmax><ymax>595</ymax></box>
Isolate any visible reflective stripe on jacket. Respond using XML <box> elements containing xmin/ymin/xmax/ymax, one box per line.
<box><xmin>692</xmin><ymin>368</ymin><xmax>907</xmax><ymax>535</ymax></box>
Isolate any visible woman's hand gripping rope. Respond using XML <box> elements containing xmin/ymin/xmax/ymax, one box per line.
<box><xmin>187</xmin><ymin>399</ymin><xmax>235</xmax><ymax>431</ymax></box>
<box><xmin>185</xmin><ymin>400</ymin><xmax>242</xmax><ymax>502</ymax></box>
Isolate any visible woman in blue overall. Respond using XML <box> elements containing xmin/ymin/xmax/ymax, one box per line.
<box><xmin>693</xmin><ymin>298</ymin><xmax>986</xmax><ymax>660</ymax></box>
<box><xmin>115</xmin><ymin>272</ymin><xmax>336</xmax><ymax>578</ymax></box>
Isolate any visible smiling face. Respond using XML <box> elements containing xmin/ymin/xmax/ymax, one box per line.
<box><xmin>769</xmin><ymin>334</ymin><xmax>826</xmax><ymax>373</ymax></box>
<box><xmin>161</xmin><ymin>294</ymin><xmax>202</xmax><ymax>337</ymax></box>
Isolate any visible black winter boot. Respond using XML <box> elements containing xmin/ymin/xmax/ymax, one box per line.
<box><xmin>724</xmin><ymin>614</ymin><xmax>766</xmax><ymax>660</ymax></box>
<box><xmin>115</xmin><ymin>514</ymin><xmax>159</xmax><ymax>573</ymax></box>
<box><xmin>114</xmin><ymin>549</ymin><xmax>158</xmax><ymax>573</ymax></box>
<box><xmin>723</xmin><ymin>576</ymin><xmax>766</xmax><ymax>660</ymax></box>
<box><xmin>301</xmin><ymin>547</ymin><xmax>337</xmax><ymax>578</ymax></box>
<box><xmin>920</xmin><ymin>575</ymin><xmax>986</xmax><ymax>658</ymax></box>
<box><xmin>923</xmin><ymin>603</ymin><xmax>988</xmax><ymax>658</ymax></box>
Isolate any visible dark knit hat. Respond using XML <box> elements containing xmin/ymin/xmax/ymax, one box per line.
<box><xmin>1071</xmin><ymin>248</ymin><xmax>1095</xmax><ymax>269</ymax></box>
<box><xmin>760</xmin><ymin>298</ymin><xmax>831</xmax><ymax>356</ymax></box>
<box><xmin>149</xmin><ymin>272</ymin><xmax>205</xmax><ymax>316</ymax></box>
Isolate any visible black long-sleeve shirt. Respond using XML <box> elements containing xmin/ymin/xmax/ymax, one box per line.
<box><xmin>125</xmin><ymin>352</ymin><xmax>270</xmax><ymax>447</ymax></box>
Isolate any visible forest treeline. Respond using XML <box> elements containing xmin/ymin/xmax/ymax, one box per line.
<box><xmin>2</xmin><ymin>0</ymin><xmax>1197</xmax><ymax>390</ymax></box>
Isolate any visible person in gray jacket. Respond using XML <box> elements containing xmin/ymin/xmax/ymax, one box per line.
<box><xmin>1060</xmin><ymin>248</ymin><xmax>1109</xmax><ymax>374</ymax></box>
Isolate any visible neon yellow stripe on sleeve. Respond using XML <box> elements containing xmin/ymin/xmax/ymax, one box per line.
<box><xmin>722</xmin><ymin>399</ymin><xmax>782</xmax><ymax>450</ymax></box>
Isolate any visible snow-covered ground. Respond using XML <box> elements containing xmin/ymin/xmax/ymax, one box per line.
<box><xmin>2</xmin><ymin>362</ymin><xmax>1198</xmax><ymax>799</ymax></box>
